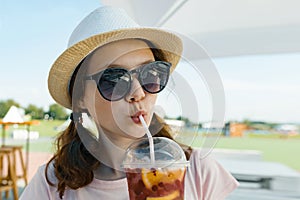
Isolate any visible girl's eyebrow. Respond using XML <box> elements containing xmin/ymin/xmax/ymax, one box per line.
<box><xmin>107</xmin><ymin>59</ymin><xmax>155</xmax><ymax>69</ymax></box>
<box><xmin>106</xmin><ymin>64</ymin><xmax>122</xmax><ymax>69</ymax></box>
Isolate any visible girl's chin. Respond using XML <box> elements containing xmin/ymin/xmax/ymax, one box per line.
<box><xmin>126</xmin><ymin>132</ymin><xmax>146</xmax><ymax>139</ymax></box>
<box><xmin>122</xmin><ymin>127</ymin><xmax>146</xmax><ymax>139</ymax></box>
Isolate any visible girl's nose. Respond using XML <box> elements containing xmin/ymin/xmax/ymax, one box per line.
<box><xmin>125</xmin><ymin>77</ymin><xmax>145</xmax><ymax>102</ymax></box>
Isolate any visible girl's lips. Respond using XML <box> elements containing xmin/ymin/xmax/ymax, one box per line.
<box><xmin>131</xmin><ymin>111</ymin><xmax>146</xmax><ymax>124</ymax></box>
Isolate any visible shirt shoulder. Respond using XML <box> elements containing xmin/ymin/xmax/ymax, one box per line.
<box><xmin>19</xmin><ymin>163</ymin><xmax>60</xmax><ymax>200</ymax></box>
<box><xmin>185</xmin><ymin>148</ymin><xmax>239</xmax><ymax>200</ymax></box>
<box><xmin>20</xmin><ymin>163</ymin><xmax>129</xmax><ymax>200</ymax></box>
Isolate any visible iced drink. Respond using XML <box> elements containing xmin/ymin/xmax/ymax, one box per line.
<box><xmin>123</xmin><ymin>137</ymin><xmax>189</xmax><ymax>200</ymax></box>
<box><xmin>125</xmin><ymin>167</ymin><xmax>186</xmax><ymax>200</ymax></box>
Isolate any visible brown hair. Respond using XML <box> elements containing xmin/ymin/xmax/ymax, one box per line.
<box><xmin>45</xmin><ymin>40</ymin><xmax>192</xmax><ymax>199</ymax></box>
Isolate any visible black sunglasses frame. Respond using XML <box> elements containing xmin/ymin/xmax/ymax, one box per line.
<box><xmin>85</xmin><ymin>61</ymin><xmax>172</xmax><ymax>101</ymax></box>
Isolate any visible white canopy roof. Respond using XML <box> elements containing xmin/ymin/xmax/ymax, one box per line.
<box><xmin>2</xmin><ymin>105</ymin><xmax>25</xmax><ymax>123</ymax></box>
<box><xmin>102</xmin><ymin>0</ymin><xmax>300</xmax><ymax>57</ymax></box>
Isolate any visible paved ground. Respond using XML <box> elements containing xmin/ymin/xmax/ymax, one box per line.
<box><xmin>227</xmin><ymin>188</ymin><xmax>300</xmax><ymax>200</ymax></box>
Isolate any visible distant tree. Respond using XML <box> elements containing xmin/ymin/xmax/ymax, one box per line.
<box><xmin>47</xmin><ymin>104</ymin><xmax>68</xmax><ymax>120</ymax></box>
<box><xmin>242</xmin><ymin>119</ymin><xmax>273</xmax><ymax>130</ymax></box>
<box><xmin>25</xmin><ymin>104</ymin><xmax>44</xmax><ymax>119</ymax></box>
<box><xmin>176</xmin><ymin>116</ymin><xmax>193</xmax><ymax>127</ymax></box>
<box><xmin>242</xmin><ymin>119</ymin><xmax>252</xmax><ymax>127</ymax></box>
<box><xmin>0</xmin><ymin>99</ymin><xmax>20</xmax><ymax>118</ymax></box>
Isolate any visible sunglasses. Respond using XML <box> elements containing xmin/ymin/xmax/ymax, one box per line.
<box><xmin>85</xmin><ymin>61</ymin><xmax>171</xmax><ymax>101</ymax></box>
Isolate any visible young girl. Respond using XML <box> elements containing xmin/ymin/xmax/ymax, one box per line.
<box><xmin>20</xmin><ymin>6</ymin><xmax>238</xmax><ymax>200</ymax></box>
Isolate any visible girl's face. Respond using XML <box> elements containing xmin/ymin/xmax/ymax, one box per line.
<box><xmin>82</xmin><ymin>39</ymin><xmax>159</xmax><ymax>141</ymax></box>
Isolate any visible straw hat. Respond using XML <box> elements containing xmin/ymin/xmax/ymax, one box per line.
<box><xmin>48</xmin><ymin>6</ymin><xmax>182</xmax><ymax>109</ymax></box>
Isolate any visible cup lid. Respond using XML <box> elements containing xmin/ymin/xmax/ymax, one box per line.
<box><xmin>122</xmin><ymin>137</ymin><xmax>189</xmax><ymax>169</ymax></box>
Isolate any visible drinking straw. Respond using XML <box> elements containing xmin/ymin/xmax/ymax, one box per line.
<box><xmin>139</xmin><ymin>115</ymin><xmax>155</xmax><ymax>164</ymax></box>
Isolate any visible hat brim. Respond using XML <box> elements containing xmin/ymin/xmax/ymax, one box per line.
<box><xmin>48</xmin><ymin>28</ymin><xmax>182</xmax><ymax>109</ymax></box>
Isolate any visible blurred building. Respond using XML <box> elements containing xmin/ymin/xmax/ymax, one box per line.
<box><xmin>224</xmin><ymin>122</ymin><xmax>249</xmax><ymax>137</ymax></box>
<box><xmin>274</xmin><ymin>124</ymin><xmax>299</xmax><ymax>135</ymax></box>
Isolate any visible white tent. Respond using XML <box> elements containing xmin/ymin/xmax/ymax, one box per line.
<box><xmin>2</xmin><ymin>105</ymin><xmax>25</xmax><ymax>123</ymax></box>
<box><xmin>1</xmin><ymin>106</ymin><xmax>39</xmax><ymax>139</ymax></box>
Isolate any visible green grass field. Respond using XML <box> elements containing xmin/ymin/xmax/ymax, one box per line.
<box><xmin>3</xmin><ymin>120</ymin><xmax>300</xmax><ymax>171</ymax></box>
<box><xmin>3</xmin><ymin>120</ymin><xmax>62</xmax><ymax>137</ymax></box>
<box><xmin>1</xmin><ymin>120</ymin><xmax>63</xmax><ymax>153</ymax></box>
<box><xmin>30</xmin><ymin>120</ymin><xmax>63</xmax><ymax>137</ymax></box>
<box><xmin>189</xmin><ymin>135</ymin><xmax>300</xmax><ymax>171</ymax></box>
<box><xmin>217</xmin><ymin>137</ymin><xmax>300</xmax><ymax>171</ymax></box>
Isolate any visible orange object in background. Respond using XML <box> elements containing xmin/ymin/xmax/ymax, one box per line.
<box><xmin>4</xmin><ymin>125</ymin><xmax>9</xmax><ymax>131</ymax></box>
<box><xmin>229</xmin><ymin>123</ymin><xmax>249</xmax><ymax>137</ymax></box>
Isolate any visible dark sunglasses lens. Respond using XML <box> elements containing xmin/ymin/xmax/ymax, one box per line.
<box><xmin>140</xmin><ymin>62</ymin><xmax>170</xmax><ymax>93</ymax></box>
<box><xmin>98</xmin><ymin>68</ymin><xmax>130</xmax><ymax>101</ymax></box>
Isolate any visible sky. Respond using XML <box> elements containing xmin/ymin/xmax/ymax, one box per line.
<box><xmin>1</xmin><ymin>0</ymin><xmax>300</xmax><ymax>124</ymax></box>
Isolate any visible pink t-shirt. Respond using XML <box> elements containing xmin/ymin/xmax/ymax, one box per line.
<box><xmin>20</xmin><ymin>149</ymin><xmax>238</xmax><ymax>200</ymax></box>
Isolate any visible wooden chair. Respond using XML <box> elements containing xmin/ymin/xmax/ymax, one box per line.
<box><xmin>1</xmin><ymin>145</ymin><xmax>27</xmax><ymax>186</ymax></box>
<box><xmin>0</xmin><ymin>148</ymin><xmax>18</xmax><ymax>200</ymax></box>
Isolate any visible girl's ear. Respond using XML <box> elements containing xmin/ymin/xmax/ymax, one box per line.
<box><xmin>78</xmin><ymin>98</ymin><xmax>86</xmax><ymax>109</ymax></box>
<box><xmin>72</xmin><ymin>98</ymin><xmax>86</xmax><ymax>112</ymax></box>
<box><xmin>76</xmin><ymin>99</ymin><xmax>92</xmax><ymax>116</ymax></box>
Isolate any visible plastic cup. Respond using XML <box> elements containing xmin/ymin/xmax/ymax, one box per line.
<box><xmin>123</xmin><ymin>137</ymin><xmax>189</xmax><ymax>200</ymax></box>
